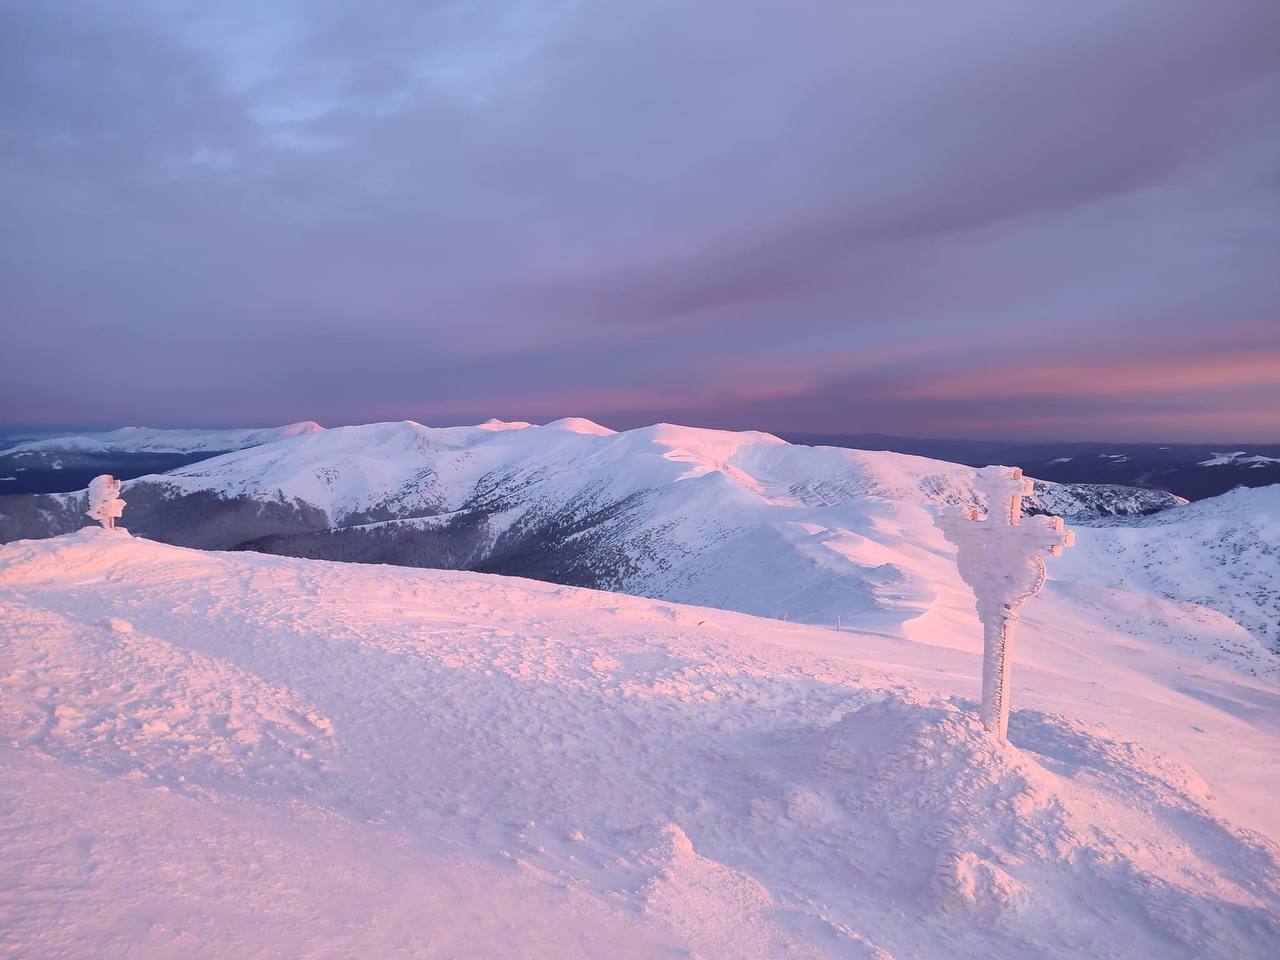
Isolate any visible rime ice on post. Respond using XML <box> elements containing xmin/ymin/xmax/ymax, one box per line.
<box><xmin>936</xmin><ymin>465</ymin><xmax>1073</xmax><ymax>741</ymax></box>
<box><xmin>86</xmin><ymin>474</ymin><xmax>127</xmax><ymax>530</ymax></box>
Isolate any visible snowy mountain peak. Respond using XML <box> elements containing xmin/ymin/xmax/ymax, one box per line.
<box><xmin>641</xmin><ymin>421</ymin><xmax>788</xmax><ymax>451</ymax></box>
<box><xmin>543</xmin><ymin>416</ymin><xmax>616</xmax><ymax>436</ymax></box>
<box><xmin>477</xmin><ymin>417</ymin><xmax>535</xmax><ymax>431</ymax></box>
<box><xmin>276</xmin><ymin>420</ymin><xmax>325</xmax><ymax>435</ymax></box>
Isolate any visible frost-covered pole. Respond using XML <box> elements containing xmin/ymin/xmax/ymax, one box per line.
<box><xmin>936</xmin><ymin>466</ymin><xmax>1073</xmax><ymax>741</ymax></box>
<box><xmin>85</xmin><ymin>474</ymin><xmax>127</xmax><ymax>530</ymax></box>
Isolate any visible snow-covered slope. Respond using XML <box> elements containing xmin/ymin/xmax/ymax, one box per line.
<box><xmin>1058</xmin><ymin>485</ymin><xmax>1280</xmax><ymax>653</ymax></box>
<box><xmin>0</xmin><ymin>421</ymin><xmax>324</xmax><ymax>456</ymax></box>
<box><xmin>2</xmin><ymin>530</ymin><xmax>1277</xmax><ymax>958</ymax></box>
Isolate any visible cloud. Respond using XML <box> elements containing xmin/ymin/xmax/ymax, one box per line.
<box><xmin>1</xmin><ymin>0</ymin><xmax>1277</xmax><ymax>440</ymax></box>
<box><xmin>899</xmin><ymin>351</ymin><xmax>1280</xmax><ymax>400</ymax></box>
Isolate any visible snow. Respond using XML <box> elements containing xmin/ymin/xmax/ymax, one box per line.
<box><xmin>477</xmin><ymin>417</ymin><xmax>535</xmax><ymax>431</ymax></box>
<box><xmin>132</xmin><ymin>420</ymin><xmax>1177</xmax><ymax>529</ymax></box>
<box><xmin>1199</xmin><ymin>451</ymin><xmax>1280</xmax><ymax>467</ymax></box>
<box><xmin>2</xmin><ymin>529</ymin><xmax>1278</xmax><ymax>958</ymax></box>
<box><xmin>1</xmin><ymin>422</ymin><xmax>324</xmax><ymax>456</ymax></box>
<box><xmin>1057</xmin><ymin>485</ymin><xmax>1280</xmax><ymax>654</ymax></box>
<box><xmin>543</xmin><ymin>417</ymin><xmax>617</xmax><ymax>436</ymax></box>
<box><xmin>145</xmin><ymin>419</ymin><xmax>797</xmax><ymax>521</ymax></box>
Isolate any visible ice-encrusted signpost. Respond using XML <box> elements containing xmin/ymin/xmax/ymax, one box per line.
<box><xmin>86</xmin><ymin>474</ymin><xmax>126</xmax><ymax>530</ymax></box>
<box><xmin>937</xmin><ymin>465</ymin><xmax>1073</xmax><ymax>741</ymax></box>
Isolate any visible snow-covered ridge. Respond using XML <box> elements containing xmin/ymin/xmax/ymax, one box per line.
<box><xmin>1199</xmin><ymin>451</ymin><xmax>1280</xmax><ymax>468</ymax></box>
<box><xmin>150</xmin><ymin>417</ymin><xmax>1173</xmax><ymax>523</ymax></box>
<box><xmin>1</xmin><ymin>529</ymin><xmax>1277</xmax><ymax>957</ymax></box>
<box><xmin>0</xmin><ymin>421</ymin><xmax>324</xmax><ymax>456</ymax></box>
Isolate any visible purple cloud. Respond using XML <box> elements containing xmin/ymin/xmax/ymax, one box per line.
<box><xmin>1</xmin><ymin>0</ymin><xmax>1277</xmax><ymax>440</ymax></box>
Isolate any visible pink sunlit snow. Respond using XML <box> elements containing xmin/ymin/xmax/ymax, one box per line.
<box><xmin>2</xmin><ymin>528</ymin><xmax>1277</xmax><ymax>957</ymax></box>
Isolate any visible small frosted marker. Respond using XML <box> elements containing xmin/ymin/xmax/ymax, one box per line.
<box><xmin>85</xmin><ymin>474</ymin><xmax>127</xmax><ymax>530</ymax></box>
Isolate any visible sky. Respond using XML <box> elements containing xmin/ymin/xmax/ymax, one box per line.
<box><xmin>1</xmin><ymin>1</ymin><xmax>1278</xmax><ymax>441</ymax></box>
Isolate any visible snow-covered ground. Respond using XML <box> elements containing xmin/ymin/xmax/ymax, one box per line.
<box><xmin>2</xmin><ymin>530</ymin><xmax>1278</xmax><ymax>958</ymax></box>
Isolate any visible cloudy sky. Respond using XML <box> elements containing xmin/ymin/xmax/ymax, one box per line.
<box><xmin>2</xmin><ymin>1</ymin><xmax>1277</xmax><ymax>440</ymax></box>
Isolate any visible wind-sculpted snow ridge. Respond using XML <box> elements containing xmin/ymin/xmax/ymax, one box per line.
<box><xmin>1</xmin><ymin>530</ymin><xmax>1277</xmax><ymax>958</ymax></box>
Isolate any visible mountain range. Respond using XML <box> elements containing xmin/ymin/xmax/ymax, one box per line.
<box><xmin>0</xmin><ymin>422</ymin><xmax>323</xmax><ymax>496</ymax></box>
<box><xmin>0</xmin><ymin>418</ymin><xmax>1186</xmax><ymax>618</ymax></box>
<box><xmin>1</xmin><ymin>418</ymin><xmax>1274</xmax><ymax>666</ymax></box>
<box><xmin>6</xmin><ymin>422</ymin><xmax>1276</xmax><ymax>501</ymax></box>
<box><xmin>785</xmin><ymin>432</ymin><xmax>1280</xmax><ymax>501</ymax></box>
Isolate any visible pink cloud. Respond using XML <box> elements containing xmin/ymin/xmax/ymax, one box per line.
<box><xmin>896</xmin><ymin>351</ymin><xmax>1280</xmax><ymax>401</ymax></box>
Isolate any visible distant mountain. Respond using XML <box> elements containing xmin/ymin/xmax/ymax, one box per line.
<box><xmin>0</xmin><ymin>422</ymin><xmax>324</xmax><ymax>495</ymax></box>
<box><xmin>0</xmin><ymin>421</ymin><xmax>325</xmax><ymax>455</ymax></box>
<box><xmin>783</xmin><ymin>433</ymin><xmax>1280</xmax><ymax>501</ymax></box>
<box><xmin>0</xmin><ymin>419</ymin><xmax>1190</xmax><ymax>630</ymax></box>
